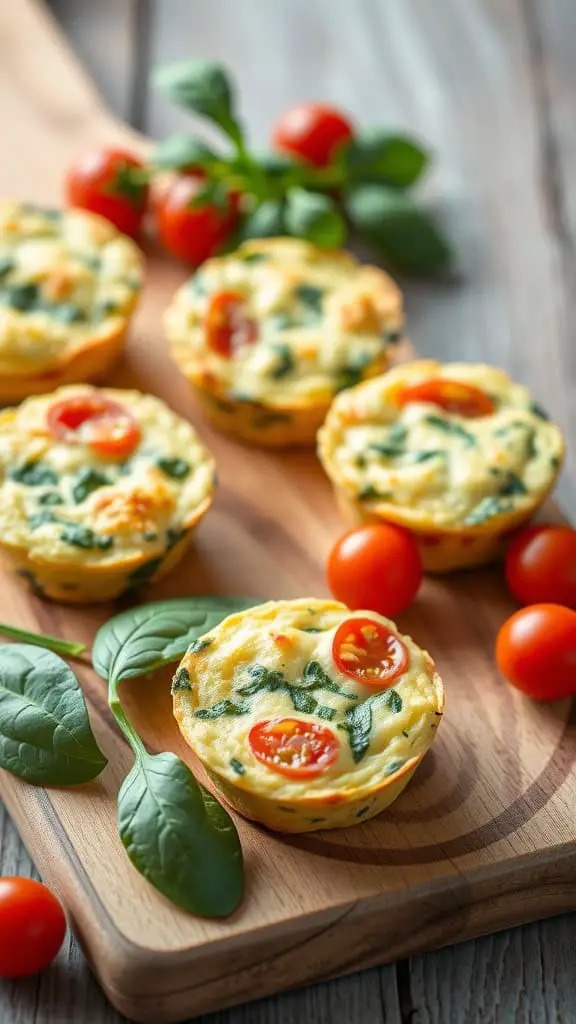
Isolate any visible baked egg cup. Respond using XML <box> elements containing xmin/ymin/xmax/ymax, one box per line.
<box><xmin>172</xmin><ymin>598</ymin><xmax>444</xmax><ymax>833</ymax></box>
<box><xmin>318</xmin><ymin>360</ymin><xmax>565</xmax><ymax>572</ymax></box>
<box><xmin>0</xmin><ymin>384</ymin><xmax>215</xmax><ymax>603</ymax></box>
<box><xmin>164</xmin><ymin>237</ymin><xmax>403</xmax><ymax>448</ymax></box>
<box><xmin>0</xmin><ymin>200</ymin><xmax>143</xmax><ymax>403</ymax></box>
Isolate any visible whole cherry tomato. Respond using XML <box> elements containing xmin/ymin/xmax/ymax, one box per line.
<box><xmin>248</xmin><ymin>718</ymin><xmax>339</xmax><ymax>778</ymax></box>
<box><xmin>155</xmin><ymin>174</ymin><xmax>239</xmax><ymax>266</ymax></box>
<box><xmin>272</xmin><ymin>103</ymin><xmax>354</xmax><ymax>167</ymax></box>
<box><xmin>327</xmin><ymin>523</ymin><xmax>422</xmax><ymax>618</ymax></box>
<box><xmin>65</xmin><ymin>148</ymin><xmax>148</xmax><ymax>238</ymax></box>
<box><xmin>47</xmin><ymin>395</ymin><xmax>141</xmax><ymax>460</ymax></box>
<box><xmin>204</xmin><ymin>291</ymin><xmax>258</xmax><ymax>357</ymax></box>
<box><xmin>332</xmin><ymin>616</ymin><xmax>408</xmax><ymax>685</ymax></box>
<box><xmin>505</xmin><ymin>525</ymin><xmax>576</xmax><ymax>609</ymax></box>
<box><xmin>396</xmin><ymin>378</ymin><xmax>495</xmax><ymax>418</ymax></box>
<box><xmin>495</xmin><ymin>603</ymin><xmax>576</xmax><ymax>700</ymax></box>
<box><xmin>0</xmin><ymin>877</ymin><xmax>66</xmax><ymax>978</ymax></box>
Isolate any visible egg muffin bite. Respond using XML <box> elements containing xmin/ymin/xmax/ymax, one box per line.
<box><xmin>0</xmin><ymin>385</ymin><xmax>215</xmax><ymax>602</ymax></box>
<box><xmin>165</xmin><ymin>237</ymin><xmax>403</xmax><ymax>447</ymax></box>
<box><xmin>173</xmin><ymin>598</ymin><xmax>444</xmax><ymax>833</ymax></box>
<box><xmin>0</xmin><ymin>200</ymin><xmax>142</xmax><ymax>402</ymax></box>
<box><xmin>318</xmin><ymin>360</ymin><xmax>565</xmax><ymax>572</ymax></box>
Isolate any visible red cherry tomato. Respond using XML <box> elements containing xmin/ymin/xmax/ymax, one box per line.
<box><xmin>272</xmin><ymin>103</ymin><xmax>354</xmax><ymax>167</ymax></box>
<box><xmin>396</xmin><ymin>378</ymin><xmax>495</xmax><ymax>418</ymax></box>
<box><xmin>495</xmin><ymin>603</ymin><xmax>576</xmax><ymax>700</ymax></box>
<box><xmin>505</xmin><ymin>525</ymin><xmax>576</xmax><ymax>609</ymax></box>
<box><xmin>204</xmin><ymin>291</ymin><xmax>258</xmax><ymax>357</ymax></box>
<box><xmin>155</xmin><ymin>174</ymin><xmax>239</xmax><ymax>266</ymax></box>
<box><xmin>248</xmin><ymin>718</ymin><xmax>339</xmax><ymax>778</ymax></box>
<box><xmin>332</xmin><ymin>616</ymin><xmax>408</xmax><ymax>685</ymax></box>
<box><xmin>0</xmin><ymin>877</ymin><xmax>66</xmax><ymax>978</ymax></box>
<box><xmin>47</xmin><ymin>395</ymin><xmax>141</xmax><ymax>459</ymax></box>
<box><xmin>327</xmin><ymin>523</ymin><xmax>422</xmax><ymax>618</ymax></box>
<box><xmin>65</xmin><ymin>148</ymin><xmax>148</xmax><ymax>238</ymax></box>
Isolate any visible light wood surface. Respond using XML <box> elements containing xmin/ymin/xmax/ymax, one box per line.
<box><xmin>2</xmin><ymin>1</ymin><xmax>576</xmax><ymax>1022</ymax></box>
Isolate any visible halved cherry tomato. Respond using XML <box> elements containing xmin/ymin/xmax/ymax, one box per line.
<box><xmin>0</xmin><ymin>877</ymin><xmax>66</xmax><ymax>978</ymax></box>
<box><xmin>65</xmin><ymin>147</ymin><xmax>148</xmax><ymax>238</ymax></box>
<box><xmin>155</xmin><ymin>174</ymin><xmax>239</xmax><ymax>266</ymax></box>
<box><xmin>272</xmin><ymin>103</ymin><xmax>354</xmax><ymax>167</ymax></box>
<box><xmin>47</xmin><ymin>395</ymin><xmax>141</xmax><ymax>459</ymax></box>
<box><xmin>396</xmin><ymin>379</ymin><xmax>495</xmax><ymax>418</ymax></box>
<box><xmin>495</xmin><ymin>603</ymin><xmax>576</xmax><ymax>700</ymax></box>
<box><xmin>333</xmin><ymin>616</ymin><xmax>408</xmax><ymax>685</ymax></box>
<box><xmin>248</xmin><ymin>718</ymin><xmax>339</xmax><ymax>778</ymax></box>
<box><xmin>328</xmin><ymin>523</ymin><xmax>422</xmax><ymax>618</ymax></box>
<box><xmin>204</xmin><ymin>291</ymin><xmax>258</xmax><ymax>357</ymax></box>
<box><xmin>505</xmin><ymin>525</ymin><xmax>576</xmax><ymax>609</ymax></box>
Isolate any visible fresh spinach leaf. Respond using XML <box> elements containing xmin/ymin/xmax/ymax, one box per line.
<box><xmin>60</xmin><ymin>524</ymin><xmax>113</xmax><ymax>551</ymax></box>
<box><xmin>71</xmin><ymin>467</ymin><xmax>109</xmax><ymax>504</ymax></box>
<box><xmin>29</xmin><ymin>510</ymin><xmax>59</xmax><ymax>529</ymax></box>
<box><xmin>0</xmin><ymin>644</ymin><xmax>106</xmax><ymax>784</ymax></box>
<box><xmin>171</xmin><ymin>667</ymin><xmax>191</xmax><ymax>692</ymax></box>
<box><xmin>285</xmin><ymin>189</ymin><xmax>345</xmax><ymax>249</ymax></box>
<box><xmin>425</xmin><ymin>415</ymin><xmax>475</xmax><ymax>446</ymax></box>
<box><xmin>0</xmin><ymin>257</ymin><xmax>14</xmax><ymax>280</ymax></box>
<box><xmin>339</xmin><ymin>688</ymin><xmax>403</xmax><ymax>763</ymax></box>
<box><xmin>270</xmin><ymin>344</ymin><xmax>295</xmax><ymax>379</ymax></box>
<box><xmin>93</xmin><ymin>596</ymin><xmax>257</xmax><ymax>685</ymax></box>
<box><xmin>358</xmin><ymin>483</ymin><xmax>391</xmax><ymax>501</ymax></box>
<box><xmin>463</xmin><ymin>496</ymin><xmax>514</xmax><ymax>525</ymax></box>
<box><xmin>117</xmin><ymin>750</ymin><xmax>243</xmax><ymax>918</ymax></box>
<box><xmin>156</xmin><ymin>457</ymin><xmax>191</xmax><ymax>479</ymax></box>
<box><xmin>230</xmin><ymin>757</ymin><xmax>245</xmax><ymax>775</ymax></box>
<box><xmin>129</xmin><ymin>556</ymin><xmax>164</xmax><ymax>583</ymax></box>
<box><xmin>9</xmin><ymin>461</ymin><xmax>58</xmax><ymax>487</ymax></box>
<box><xmin>294</xmin><ymin>283</ymin><xmax>325</xmax><ymax>315</ymax></box>
<box><xmin>497</xmin><ymin>471</ymin><xmax>527</xmax><ymax>497</ymax></box>
<box><xmin>38</xmin><ymin>492</ymin><xmax>64</xmax><ymax>507</ymax></box>
<box><xmin>194</xmin><ymin>699</ymin><xmax>249</xmax><ymax>719</ymax></box>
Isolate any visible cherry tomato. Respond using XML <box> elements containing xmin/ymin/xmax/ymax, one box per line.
<box><xmin>272</xmin><ymin>103</ymin><xmax>354</xmax><ymax>167</ymax></box>
<box><xmin>248</xmin><ymin>718</ymin><xmax>339</xmax><ymax>778</ymax></box>
<box><xmin>155</xmin><ymin>174</ymin><xmax>239</xmax><ymax>266</ymax></box>
<box><xmin>396</xmin><ymin>378</ymin><xmax>495</xmax><ymax>418</ymax></box>
<box><xmin>505</xmin><ymin>525</ymin><xmax>576</xmax><ymax>609</ymax></box>
<box><xmin>496</xmin><ymin>603</ymin><xmax>576</xmax><ymax>700</ymax></box>
<box><xmin>328</xmin><ymin>523</ymin><xmax>422</xmax><ymax>618</ymax></box>
<box><xmin>47</xmin><ymin>395</ymin><xmax>141</xmax><ymax>459</ymax></box>
<box><xmin>204</xmin><ymin>291</ymin><xmax>258</xmax><ymax>357</ymax></box>
<box><xmin>0</xmin><ymin>877</ymin><xmax>66</xmax><ymax>978</ymax></box>
<box><xmin>332</xmin><ymin>616</ymin><xmax>408</xmax><ymax>685</ymax></box>
<box><xmin>65</xmin><ymin>148</ymin><xmax>148</xmax><ymax>238</ymax></box>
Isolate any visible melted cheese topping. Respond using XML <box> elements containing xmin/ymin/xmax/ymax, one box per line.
<box><xmin>174</xmin><ymin>599</ymin><xmax>442</xmax><ymax>802</ymax></box>
<box><xmin>0</xmin><ymin>201</ymin><xmax>142</xmax><ymax>372</ymax></box>
<box><xmin>318</xmin><ymin>361</ymin><xmax>564</xmax><ymax>529</ymax></box>
<box><xmin>0</xmin><ymin>386</ymin><xmax>214</xmax><ymax>564</ymax></box>
<box><xmin>165</xmin><ymin>237</ymin><xmax>403</xmax><ymax>405</ymax></box>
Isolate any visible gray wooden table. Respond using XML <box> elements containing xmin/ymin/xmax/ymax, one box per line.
<box><xmin>2</xmin><ymin>1</ymin><xmax>576</xmax><ymax>1021</ymax></box>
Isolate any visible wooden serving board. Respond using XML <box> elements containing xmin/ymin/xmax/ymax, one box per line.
<box><xmin>1</xmin><ymin>2</ymin><xmax>576</xmax><ymax>1021</ymax></box>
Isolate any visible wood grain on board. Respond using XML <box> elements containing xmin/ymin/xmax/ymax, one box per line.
<box><xmin>1</xmin><ymin>1</ymin><xmax>576</xmax><ymax>1023</ymax></box>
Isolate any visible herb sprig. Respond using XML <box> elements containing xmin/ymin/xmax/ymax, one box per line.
<box><xmin>150</xmin><ymin>60</ymin><xmax>452</xmax><ymax>275</ymax></box>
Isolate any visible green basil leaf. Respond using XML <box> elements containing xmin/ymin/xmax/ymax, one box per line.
<box><xmin>345</xmin><ymin>184</ymin><xmax>452</xmax><ymax>275</ymax></box>
<box><xmin>118</xmin><ymin>751</ymin><xmax>243</xmax><ymax>917</ymax></box>
<box><xmin>0</xmin><ymin>644</ymin><xmax>106</xmax><ymax>784</ymax></box>
<box><xmin>152</xmin><ymin>60</ymin><xmax>243</xmax><ymax>146</ymax></box>
<box><xmin>93</xmin><ymin>596</ymin><xmax>257</xmax><ymax>685</ymax></box>
<box><xmin>284</xmin><ymin>189</ymin><xmax>346</xmax><ymax>248</ymax></box>
<box><xmin>152</xmin><ymin>134</ymin><xmax>219</xmax><ymax>171</ymax></box>
<box><xmin>240</xmin><ymin>200</ymin><xmax>286</xmax><ymax>239</ymax></box>
<box><xmin>345</xmin><ymin>130</ymin><xmax>430</xmax><ymax>188</ymax></box>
